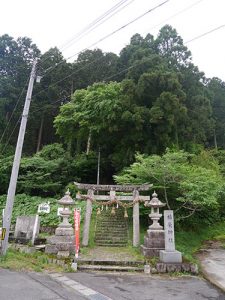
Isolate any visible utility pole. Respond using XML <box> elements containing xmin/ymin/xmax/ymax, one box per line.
<box><xmin>97</xmin><ymin>147</ymin><xmax>100</xmax><ymax>185</ymax></box>
<box><xmin>0</xmin><ymin>59</ymin><xmax>38</xmax><ymax>255</ymax></box>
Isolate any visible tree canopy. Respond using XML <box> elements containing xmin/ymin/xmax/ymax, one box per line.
<box><xmin>0</xmin><ymin>24</ymin><xmax>225</xmax><ymax>199</ymax></box>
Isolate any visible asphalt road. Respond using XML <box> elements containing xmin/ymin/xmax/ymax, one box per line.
<box><xmin>66</xmin><ymin>272</ymin><xmax>225</xmax><ymax>300</ymax></box>
<box><xmin>0</xmin><ymin>269</ymin><xmax>84</xmax><ymax>300</ymax></box>
<box><xmin>0</xmin><ymin>269</ymin><xmax>224</xmax><ymax>300</ymax></box>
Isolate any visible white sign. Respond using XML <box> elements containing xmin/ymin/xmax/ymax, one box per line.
<box><xmin>164</xmin><ymin>210</ymin><xmax>175</xmax><ymax>252</ymax></box>
<box><xmin>57</xmin><ymin>207</ymin><xmax>64</xmax><ymax>216</ymax></box>
<box><xmin>38</xmin><ymin>203</ymin><xmax>50</xmax><ymax>214</ymax></box>
<box><xmin>110</xmin><ymin>190</ymin><xmax>116</xmax><ymax>200</ymax></box>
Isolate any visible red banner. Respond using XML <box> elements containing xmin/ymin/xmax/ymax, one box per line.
<box><xmin>74</xmin><ymin>209</ymin><xmax>81</xmax><ymax>259</ymax></box>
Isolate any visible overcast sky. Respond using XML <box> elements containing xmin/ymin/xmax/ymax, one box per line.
<box><xmin>1</xmin><ymin>0</ymin><xmax>225</xmax><ymax>80</ymax></box>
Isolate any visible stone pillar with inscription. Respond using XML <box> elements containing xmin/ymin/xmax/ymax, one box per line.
<box><xmin>141</xmin><ymin>192</ymin><xmax>165</xmax><ymax>257</ymax></box>
<box><xmin>160</xmin><ymin>210</ymin><xmax>182</xmax><ymax>263</ymax></box>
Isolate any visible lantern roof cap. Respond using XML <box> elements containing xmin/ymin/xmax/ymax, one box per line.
<box><xmin>58</xmin><ymin>190</ymin><xmax>74</xmax><ymax>205</ymax></box>
<box><xmin>149</xmin><ymin>191</ymin><xmax>165</xmax><ymax>207</ymax></box>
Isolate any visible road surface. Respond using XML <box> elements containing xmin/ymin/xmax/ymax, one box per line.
<box><xmin>0</xmin><ymin>269</ymin><xmax>224</xmax><ymax>300</ymax></box>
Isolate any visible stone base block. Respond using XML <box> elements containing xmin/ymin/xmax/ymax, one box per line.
<box><xmin>182</xmin><ymin>263</ymin><xmax>190</xmax><ymax>272</ymax></box>
<box><xmin>156</xmin><ymin>263</ymin><xmax>167</xmax><ymax>273</ymax></box>
<box><xmin>55</xmin><ymin>227</ymin><xmax>74</xmax><ymax>236</ymax></box>
<box><xmin>46</xmin><ymin>235</ymin><xmax>74</xmax><ymax>244</ymax></box>
<box><xmin>144</xmin><ymin>230</ymin><xmax>165</xmax><ymax>248</ymax></box>
<box><xmin>141</xmin><ymin>245</ymin><xmax>162</xmax><ymax>257</ymax></box>
<box><xmin>190</xmin><ymin>264</ymin><xmax>199</xmax><ymax>274</ymax></box>
<box><xmin>46</xmin><ymin>243</ymin><xmax>75</xmax><ymax>254</ymax></box>
<box><xmin>45</xmin><ymin>244</ymin><xmax>58</xmax><ymax>254</ymax></box>
<box><xmin>55</xmin><ymin>243</ymin><xmax>71</xmax><ymax>251</ymax></box>
<box><xmin>159</xmin><ymin>250</ymin><xmax>182</xmax><ymax>263</ymax></box>
<box><xmin>141</xmin><ymin>230</ymin><xmax>165</xmax><ymax>257</ymax></box>
<box><xmin>45</xmin><ymin>234</ymin><xmax>75</xmax><ymax>255</ymax></box>
<box><xmin>57</xmin><ymin>251</ymin><xmax>70</xmax><ymax>258</ymax></box>
<box><xmin>166</xmin><ymin>263</ymin><xmax>182</xmax><ymax>273</ymax></box>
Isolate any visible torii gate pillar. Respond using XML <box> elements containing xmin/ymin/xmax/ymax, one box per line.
<box><xmin>133</xmin><ymin>189</ymin><xmax>140</xmax><ymax>247</ymax></box>
<box><xmin>82</xmin><ymin>189</ymin><xmax>93</xmax><ymax>246</ymax></box>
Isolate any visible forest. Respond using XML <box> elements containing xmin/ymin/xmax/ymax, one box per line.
<box><xmin>1</xmin><ymin>25</ymin><xmax>225</xmax><ymax>227</ymax></box>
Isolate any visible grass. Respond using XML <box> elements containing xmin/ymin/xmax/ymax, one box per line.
<box><xmin>0</xmin><ymin>247</ymin><xmax>66</xmax><ymax>272</ymax></box>
<box><xmin>38</xmin><ymin>232</ymin><xmax>51</xmax><ymax>238</ymax></box>
<box><xmin>1</xmin><ymin>212</ymin><xmax>224</xmax><ymax>272</ymax></box>
<box><xmin>128</xmin><ymin>219</ymin><xmax>225</xmax><ymax>263</ymax></box>
<box><xmin>176</xmin><ymin>221</ymin><xmax>225</xmax><ymax>262</ymax></box>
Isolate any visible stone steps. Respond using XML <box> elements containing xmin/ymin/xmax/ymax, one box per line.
<box><xmin>95</xmin><ymin>207</ymin><xmax>129</xmax><ymax>247</ymax></box>
<box><xmin>96</xmin><ymin>227</ymin><xmax>127</xmax><ymax>230</ymax></box>
<box><xmin>97</xmin><ymin>220</ymin><xmax>127</xmax><ymax>224</ymax></box>
<box><xmin>97</xmin><ymin>219</ymin><xmax>127</xmax><ymax>221</ymax></box>
<box><xmin>93</xmin><ymin>243</ymin><xmax>128</xmax><ymax>247</ymax></box>
<box><xmin>95</xmin><ymin>234</ymin><xmax>127</xmax><ymax>238</ymax></box>
<box><xmin>77</xmin><ymin>259</ymin><xmax>144</xmax><ymax>266</ymax></box>
<box><xmin>94</xmin><ymin>239</ymin><xmax>127</xmax><ymax>244</ymax></box>
<box><xmin>95</xmin><ymin>235</ymin><xmax>127</xmax><ymax>238</ymax></box>
<box><xmin>96</xmin><ymin>229</ymin><xmax>127</xmax><ymax>233</ymax></box>
<box><xmin>78</xmin><ymin>264</ymin><xmax>144</xmax><ymax>272</ymax></box>
<box><xmin>95</xmin><ymin>228</ymin><xmax>127</xmax><ymax>231</ymax></box>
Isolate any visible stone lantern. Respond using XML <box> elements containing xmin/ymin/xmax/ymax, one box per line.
<box><xmin>55</xmin><ymin>190</ymin><xmax>74</xmax><ymax>236</ymax></box>
<box><xmin>147</xmin><ymin>191</ymin><xmax>165</xmax><ymax>230</ymax></box>
<box><xmin>45</xmin><ymin>190</ymin><xmax>75</xmax><ymax>258</ymax></box>
<box><xmin>141</xmin><ymin>191</ymin><xmax>166</xmax><ymax>257</ymax></box>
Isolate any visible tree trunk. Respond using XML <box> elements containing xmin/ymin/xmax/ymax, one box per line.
<box><xmin>36</xmin><ymin>114</ymin><xmax>44</xmax><ymax>153</ymax></box>
<box><xmin>67</xmin><ymin>139</ymin><xmax>72</xmax><ymax>157</ymax></box>
<box><xmin>76</xmin><ymin>136</ymin><xmax>81</xmax><ymax>154</ymax></box>
<box><xmin>5</xmin><ymin>111</ymin><xmax>9</xmax><ymax>121</ymax></box>
<box><xmin>86</xmin><ymin>131</ymin><xmax>91</xmax><ymax>155</ymax></box>
<box><xmin>175</xmin><ymin>125</ymin><xmax>179</xmax><ymax>147</ymax></box>
<box><xmin>213</xmin><ymin>129</ymin><xmax>218</xmax><ymax>151</ymax></box>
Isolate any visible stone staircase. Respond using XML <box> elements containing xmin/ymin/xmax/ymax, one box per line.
<box><xmin>94</xmin><ymin>207</ymin><xmax>129</xmax><ymax>247</ymax></box>
<box><xmin>77</xmin><ymin>260</ymin><xmax>144</xmax><ymax>272</ymax></box>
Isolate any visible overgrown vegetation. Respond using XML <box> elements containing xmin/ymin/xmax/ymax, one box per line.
<box><xmin>176</xmin><ymin>221</ymin><xmax>225</xmax><ymax>262</ymax></box>
<box><xmin>115</xmin><ymin>150</ymin><xmax>225</xmax><ymax>227</ymax></box>
<box><xmin>0</xmin><ymin>194</ymin><xmax>87</xmax><ymax>227</ymax></box>
<box><xmin>0</xmin><ymin>247</ymin><xmax>65</xmax><ymax>272</ymax></box>
<box><xmin>1</xmin><ymin>25</ymin><xmax>225</xmax><ymax>185</ymax></box>
<box><xmin>1</xmin><ymin>25</ymin><xmax>225</xmax><ymax>269</ymax></box>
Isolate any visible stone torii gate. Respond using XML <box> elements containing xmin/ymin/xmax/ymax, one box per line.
<box><xmin>74</xmin><ymin>182</ymin><xmax>152</xmax><ymax>247</ymax></box>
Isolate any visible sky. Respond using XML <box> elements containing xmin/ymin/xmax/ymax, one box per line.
<box><xmin>1</xmin><ymin>0</ymin><xmax>225</xmax><ymax>81</ymax></box>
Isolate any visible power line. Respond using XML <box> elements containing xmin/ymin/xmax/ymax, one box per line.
<box><xmin>59</xmin><ymin>0</ymin><xmax>131</xmax><ymax>50</ymax></box>
<box><xmin>10</xmin><ymin>7</ymin><xmax>224</xmax><ymax>111</ymax></box>
<box><xmin>1</xmin><ymin>118</ymin><xmax>21</xmax><ymax>154</ymax></box>
<box><xmin>41</xmin><ymin>0</ymin><xmax>169</xmax><ymax>77</ymax></box>
<box><xmin>41</xmin><ymin>0</ymin><xmax>134</xmax><ymax>73</ymax></box>
<box><xmin>185</xmin><ymin>24</ymin><xmax>225</xmax><ymax>44</ymax></box>
<box><xmin>31</xmin><ymin>0</ymin><xmax>169</xmax><ymax>101</ymax></box>
<box><xmin>41</xmin><ymin>2</ymin><xmax>225</xmax><ymax>103</ymax></box>
<box><xmin>144</xmin><ymin>0</ymin><xmax>205</xmax><ymax>33</ymax></box>
<box><xmin>67</xmin><ymin>0</ymin><xmax>169</xmax><ymax>62</ymax></box>
<box><xmin>0</xmin><ymin>77</ymin><xmax>29</xmax><ymax>145</ymax></box>
<box><xmin>37</xmin><ymin>57</ymin><xmax>152</xmax><ymax>110</ymax></box>
<box><xmin>34</xmin><ymin>21</ymin><xmax>225</xmax><ymax>115</ymax></box>
<box><xmin>60</xmin><ymin>0</ymin><xmax>135</xmax><ymax>52</ymax></box>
